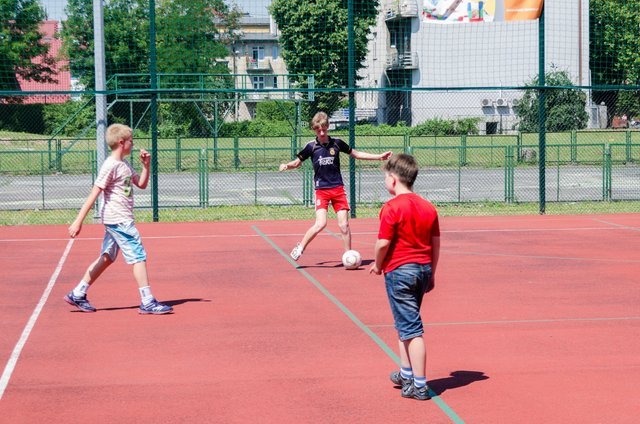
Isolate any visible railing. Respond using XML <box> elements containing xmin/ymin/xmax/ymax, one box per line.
<box><xmin>385</xmin><ymin>0</ymin><xmax>419</xmax><ymax>20</ymax></box>
<box><xmin>386</xmin><ymin>51</ymin><xmax>419</xmax><ymax>70</ymax></box>
<box><xmin>2</xmin><ymin>141</ymin><xmax>639</xmax><ymax>211</ymax></box>
<box><xmin>245</xmin><ymin>57</ymin><xmax>273</xmax><ymax>72</ymax></box>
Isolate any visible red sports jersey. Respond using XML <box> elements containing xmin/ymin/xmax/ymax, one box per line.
<box><xmin>378</xmin><ymin>193</ymin><xmax>440</xmax><ymax>273</ymax></box>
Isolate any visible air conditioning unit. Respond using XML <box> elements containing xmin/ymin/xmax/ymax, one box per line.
<box><xmin>495</xmin><ymin>98</ymin><xmax>507</xmax><ymax>107</ymax></box>
<box><xmin>511</xmin><ymin>98</ymin><xmax>521</xmax><ymax>107</ymax></box>
<box><xmin>481</xmin><ymin>98</ymin><xmax>492</xmax><ymax>107</ymax></box>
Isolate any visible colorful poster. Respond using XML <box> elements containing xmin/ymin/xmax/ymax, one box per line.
<box><xmin>422</xmin><ymin>0</ymin><xmax>543</xmax><ymax>23</ymax></box>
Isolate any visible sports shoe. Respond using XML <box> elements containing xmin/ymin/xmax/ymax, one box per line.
<box><xmin>290</xmin><ymin>243</ymin><xmax>303</xmax><ymax>261</ymax></box>
<box><xmin>390</xmin><ymin>371</ymin><xmax>412</xmax><ymax>389</ymax></box>
<box><xmin>139</xmin><ymin>299</ymin><xmax>173</xmax><ymax>315</ymax></box>
<box><xmin>401</xmin><ymin>383</ymin><xmax>431</xmax><ymax>401</ymax></box>
<box><xmin>64</xmin><ymin>291</ymin><xmax>97</xmax><ymax>313</ymax></box>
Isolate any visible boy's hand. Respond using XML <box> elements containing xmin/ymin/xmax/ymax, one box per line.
<box><xmin>279</xmin><ymin>164</ymin><xmax>288</xmax><ymax>171</ymax></box>
<box><xmin>68</xmin><ymin>220</ymin><xmax>82</xmax><ymax>238</ymax></box>
<box><xmin>369</xmin><ymin>263</ymin><xmax>382</xmax><ymax>275</ymax></box>
<box><xmin>380</xmin><ymin>151</ymin><xmax>393</xmax><ymax>161</ymax></box>
<box><xmin>139</xmin><ymin>149</ymin><xmax>151</xmax><ymax>167</ymax></box>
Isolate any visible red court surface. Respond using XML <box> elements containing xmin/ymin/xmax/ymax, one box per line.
<box><xmin>1</xmin><ymin>213</ymin><xmax>639</xmax><ymax>423</ymax></box>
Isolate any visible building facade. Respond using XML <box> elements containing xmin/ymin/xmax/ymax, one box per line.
<box><xmin>358</xmin><ymin>0</ymin><xmax>590</xmax><ymax>133</ymax></box>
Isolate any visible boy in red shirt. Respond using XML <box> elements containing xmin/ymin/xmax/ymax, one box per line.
<box><xmin>369</xmin><ymin>153</ymin><xmax>440</xmax><ymax>400</ymax></box>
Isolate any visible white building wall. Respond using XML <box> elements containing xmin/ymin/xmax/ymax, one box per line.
<box><xmin>359</xmin><ymin>0</ymin><xmax>590</xmax><ymax>132</ymax></box>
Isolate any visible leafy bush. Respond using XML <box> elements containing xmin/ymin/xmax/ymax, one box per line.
<box><xmin>514</xmin><ymin>69</ymin><xmax>588</xmax><ymax>132</ymax></box>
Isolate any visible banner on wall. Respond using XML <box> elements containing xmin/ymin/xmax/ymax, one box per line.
<box><xmin>422</xmin><ymin>0</ymin><xmax>544</xmax><ymax>24</ymax></box>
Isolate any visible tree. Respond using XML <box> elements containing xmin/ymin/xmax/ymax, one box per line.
<box><xmin>60</xmin><ymin>0</ymin><xmax>233</xmax><ymax>136</ymax></box>
<box><xmin>514</xmin><ymin>70</ymin><xmax>588</xmax><ymax>133</ymax></box>
<box><xmin>60</xmin><ymin>0</ymin><xmax>150</xmax><ymax>91</ymax></box>
<box><xmin>590</xmin><ymin>0</ymin><xmax>640</xmax><ymax>120</ymax></box>
<box><xmin>0</xmin><ymin>0</ymin><xmax>56</xmax><ymax>99</ymax></box>
<box><xmin>270</xmin><ymin>0</ymin><xmax>378</xmax><ymax>116</ymax></box>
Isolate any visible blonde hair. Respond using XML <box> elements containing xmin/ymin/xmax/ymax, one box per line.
<box><xmin>105</xmin><ymin>123</ymin><xmax>132</xmax><ymax>149</ymax></box>
<box><xmin>311</xmin><ymin>112</ymin><xmax>329</xmax><ymax>130</ymax></box>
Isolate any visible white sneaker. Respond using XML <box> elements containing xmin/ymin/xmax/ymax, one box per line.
<box><xmin>290</xmin><ymin>243</ymin><xmax>303</xmax><ymax>261</ymax></box>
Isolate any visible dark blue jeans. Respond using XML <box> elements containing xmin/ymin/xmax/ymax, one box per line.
<box><xmin>384</xmin><ymin>263</ymin><xmax>432</xmax><ymax>341</ymax></box>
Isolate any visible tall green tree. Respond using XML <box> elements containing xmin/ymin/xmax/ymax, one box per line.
<box><xmin>590</xmin><ymin>0</ymin><xmax>640</xmax><ymax>120</ymax></box>
<box><xmin>514</xmin><ymin>70</ymin><xmax>588</xmax><ymax>133</ymax></box>
<box><xmin>60</xmin><ymin>0</ymin><xmax>150</xmax><ymax>90</ymax></box>
<box><xmin>60</xmin><ymin>0</ymin><xmax>234</xmax><ymax>136</ymax></box>
<box><xmin>270</xmin><ymin>0</ymin><xmax>378</xmax><ymax>116</ymax></box>
<box><xmin>0</xmin><ymin>0</ymin><xmax>56</xmax><ymax>99</ymax></box>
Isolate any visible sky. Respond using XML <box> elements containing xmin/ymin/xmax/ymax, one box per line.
<box><xmin>40</xmin><ymin>0</ymin><xmax>272</xmax><ymax>22</ymax></box>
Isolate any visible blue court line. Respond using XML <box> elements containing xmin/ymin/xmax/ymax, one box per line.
<box><xmin>253</xmin><ymin>225</ymin><xmax>464</xmax><ymax>424</ymax></box>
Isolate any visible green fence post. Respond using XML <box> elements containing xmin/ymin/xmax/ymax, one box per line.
<box><xmin>404</xmin><ymin>134</ymin><xmax>410</xmax><ymax>154</ymax></box>
<box><xmin>176</xmin><ymin>137</ymin><xmax>181</xmax><ymax>171</ymax></box>
<box><xmin>556</xmin><ymin>145</ymin><xmax>560</xmax><ymax>201</ymax></box>
<box><xmin>254</xmin><ymin>150</ymin><xmax>258</xmax><ymax>205</ymax></box>
<box><xmin>291</xmin><ymin>134</ymin><xmax>297</xmax><ymax>159</ymax></box>
<box><xmin>457</xmin><ymin>147</ymin><xmax>462</xmax><ymax>202</ymax></box>
<box><xmin>234</xmin><ymin>137</ymin><xmax>240</xmax><ymax>170</ymax></box>
<box><xmin>303</xmin><ymin>164</ymin><xmax>313</xmax><ymax>207</ymax></box>
<box><xmin>199</xmin><ymin>149</ymin><xmax>208</xmax><ymax>207</ymax></box>
<box><xmin>570</xmin><ymin>130</ymin><xmax>577</xmax><ymax>163</ymax></box>
<box><xmin>40</xmin><ymin>152</ymin><xmax>45</xmax><ymax>210</ymax></box>
<box><xmin>504</xmin><ymin>146</ymin><xmax>515</xmax><ymax>203</ymax></box>
<box><xmin>56</xmin><ymin>139</ymin><xmax>62</xmax><ymax>172</ymax></box>
<box><xmin>461</xmin><ymin>135</ymin><xmax>467</xmax><ymax>166</ymax></box>
<box><xmin>48</xmin><ymin>139</ymin><xmax>53</xmax><ymax>170</ymax></box>
<box><xmin>625</xmin><ymin>130</ymin><xmax>632</xmax><ymax>162</ymax></box>
<box><xmin>604</xmin><ymin>144</ymin><xmax>612</xmax><ymax>201</ymax></box>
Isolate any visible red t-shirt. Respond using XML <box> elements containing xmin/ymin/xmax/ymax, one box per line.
<box><xmin>378</xmin><ymin>193</ymin><xmax>440</xmax><ymax>273</ymax></box>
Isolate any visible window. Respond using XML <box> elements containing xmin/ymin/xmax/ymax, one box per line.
<box><xmin>252</xmin><ymin>46</ymin><xmax>265</xmax><ymax>60</ymax></box>
<box><xmin>273</xmin><ymin>76</ymin><xmax>278</xmax><ymax>88</ymax></box>
<box><xmin>253</xmin><ymin>76</ymin><xmax>265</xmax><ymax>89</ymax></box>
<box><xmin>273</xmin><ymin>45</ymin><xmax>279</xmax><ymax>59</ymax></box>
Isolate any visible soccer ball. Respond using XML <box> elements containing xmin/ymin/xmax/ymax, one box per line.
<box><xmin>342</xmin><ymin>250</ymin><xmax>362</xmax><ymax>270</ymax></box>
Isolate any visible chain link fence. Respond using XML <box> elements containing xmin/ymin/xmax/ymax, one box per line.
<box><xmin>2</xmin><ymin>1</ymin><xmax>640</xmax><ymax>223</ymax></box>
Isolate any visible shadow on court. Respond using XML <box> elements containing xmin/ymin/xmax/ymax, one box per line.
<box><xmin>428</xmin><ymin>371</ymin><xmax>489</xmax><ymax>396</ymax></box>
<box><xmin>91</xmin><ymin>297</ymin><xmax>211</xmax><ymax>312</ymax></box>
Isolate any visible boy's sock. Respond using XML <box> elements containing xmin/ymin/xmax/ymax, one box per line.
<box><xmin>413</xmin><ymin>376</ymin><xmax>427</xmax><ymax>388</ymax></box>
<box><xmin>72</xmin><ymin>281</ymin><xmax>90</xmax><ymax>298</ymax></box>
<box><xmin>139</xmin><ymin>286</ymin><xmax>155</xmax><ymax>306</ymax></box>
<box><xmin>400</xmin><ymin>367</ymin><xmax>413</xmax><ymax>380</ymax></box>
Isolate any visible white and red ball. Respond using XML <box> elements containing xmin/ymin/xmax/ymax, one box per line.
<box><xmin>342</xmin><ymin>250</ymin><xmax>362</xmax><ymax>270</ymax></box>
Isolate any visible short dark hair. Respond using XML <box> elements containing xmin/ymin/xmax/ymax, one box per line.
<box><xmin>383</xmin><ymin>153</ymin><xmax>419</xmax><ymax>188</ymax></box>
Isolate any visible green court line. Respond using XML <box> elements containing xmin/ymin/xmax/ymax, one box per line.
<box><xmin>253</xmin><ymin>225</ymin><xmax>465</xmax><ymax>424</ymax></box>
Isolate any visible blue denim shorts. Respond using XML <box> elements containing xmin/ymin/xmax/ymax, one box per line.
<box><xmin>384</xmin><ymin>263</ymin><xmax>433</xmax><ymax>341</ymax></box>
<box><xmin>101</xmin><ymin>221</ymin><xmax>147</xmax><ymax>264</ymax></box>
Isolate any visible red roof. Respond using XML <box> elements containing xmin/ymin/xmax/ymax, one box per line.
<box><xmin>18</xmin><ymin>21</ymin><xmax>71</xmax><ymax>104</ymax></box>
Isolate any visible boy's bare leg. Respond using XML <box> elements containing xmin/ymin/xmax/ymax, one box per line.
<box><xmin>132</xmin><ymin>261</ymin><xmax>150</xmax><ymax>288</ymax></box>
<box><xmin>336</xmin><ymin>209</ymin><xmax>351</xmax><ymax>251</ymax></box>
<box><xmin>300</xmin><ymin>208</ymin><xmax>328</xmax><ymax>250</ymax></box>
<box><xmin>81</xmin><ymin>254</ymin><xmax>113</xmax><ymax>285</ymax></box>
<box><xmin>403</xmin><ymin>337</ymin><xmax>426</xmax><ymax>377</ymax></box>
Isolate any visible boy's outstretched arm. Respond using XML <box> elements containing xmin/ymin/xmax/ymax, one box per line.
<box><xmin>69</xmin><ymin>185</ymin><xmax>103</xmax><ymax>238</ymax></box>
<box><xmin>279</xmin><ymin>158</ymin><xmax>302</xmax><ymax>171</ymax></box>
<box><xmin>351</xmin><ymin>150</ymin><xmax>392</xmax><ymax>161</ymax></box>
<box><xmin>136</xmin><ymin>149</ymin><xmax>151</xmax><ymax>189</ymax></box>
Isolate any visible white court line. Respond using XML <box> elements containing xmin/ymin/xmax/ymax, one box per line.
<box><xmin>0</xmin><ymin>239</ymin><xmax>74</xmax><ymax>400</ymax></box>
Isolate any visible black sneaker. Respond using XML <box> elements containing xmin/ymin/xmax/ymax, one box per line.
<box><xmin>64</xmin><ymin>291</ymin><xmax>97</xmax><ymax>312</ymax></box>
<box><xmin>390</xmin><ymin>371</ymin><xmax>412</xmax><ymax>389</ymax></box>
<box><xmin>401</xmin><ymin>383</ymin><xmax>431</xmax><ymax>401</ymax></box>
